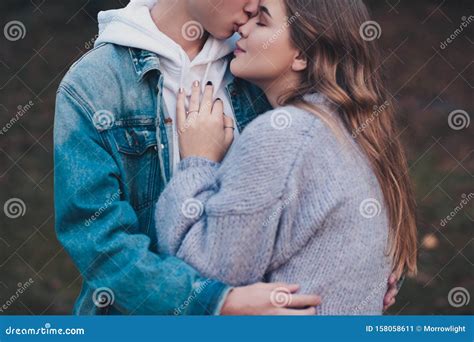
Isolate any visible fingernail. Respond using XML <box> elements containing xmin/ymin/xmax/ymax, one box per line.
<box><xmin>206</xmin><ymin>81</ymin><xmax>213</xmax><ymax>86</ymax></box>
<box><xmin>179</xmin><ymin>87</ymin><xmax>184</xmax><ymax>93</ymax></box>
<box><xmin>215</xmin><ymin>97</ymin><xmax>222</xmax><ymax>102</ymax></box>
<box><xmin>193</xmin><ymin>80</ymin><xmax>200</xmax><ymax>87</ymax></box>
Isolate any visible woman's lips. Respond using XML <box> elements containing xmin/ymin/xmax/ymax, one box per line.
<box><xmin>234</xmin><ymin>43</ymin><xmax>246</xmax><ymax>55</ymax></box>
<box><xmin>234</xmin><ymin>47</ymin><xmax>246</xmax><ymax>55</ymax></box>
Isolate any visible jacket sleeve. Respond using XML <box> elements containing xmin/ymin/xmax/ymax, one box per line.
<box><xmin>54</xmin><ymin>84</ymin><xmax>230</xmax><ymax>315</ymax></box>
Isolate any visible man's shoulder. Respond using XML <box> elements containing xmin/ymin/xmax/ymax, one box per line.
<box><xmin>60</xmin><ymin>43</ymin><xmax>132</xmax><ymax>90</ymax></box>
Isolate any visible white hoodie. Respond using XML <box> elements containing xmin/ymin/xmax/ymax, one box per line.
<box><xmin>95</xmin><ymin>0</ymin><xmax>240</xmax><ymax>173</ymax></box>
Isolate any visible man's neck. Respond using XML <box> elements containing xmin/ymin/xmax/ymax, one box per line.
<box><xmin>150</xmin><ymin>1</ymin><xmax>209</xmax><ymax>60</ymax></box>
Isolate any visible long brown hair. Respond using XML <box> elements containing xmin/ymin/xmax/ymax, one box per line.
<box><xmin>281</xmin><ymin>0</ymin><xmax>417</xmax><ymax>276</ymax></box>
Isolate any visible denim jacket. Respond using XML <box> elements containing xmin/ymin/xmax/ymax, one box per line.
<box><xmin>54</xmin><ymin>43</ymin><xmax>271</xmax><ymax>315</ymax></box>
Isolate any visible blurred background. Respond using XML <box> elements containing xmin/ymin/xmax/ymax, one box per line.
<box><xmin>0</xmin><ymin>0</ymin><xmax>472</xmax><ymax>315</ymax></box>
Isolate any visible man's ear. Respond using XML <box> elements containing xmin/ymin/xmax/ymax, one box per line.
<box><xmin>292</xmin><ymin>51</ymin><xmax>307</xmax><ymax>72</ymax></box>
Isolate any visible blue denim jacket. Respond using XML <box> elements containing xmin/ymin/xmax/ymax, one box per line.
<box><xmin>54</xmin><ymin>43</ymin><xmax>271</xmax><ymax>315</ymax></box>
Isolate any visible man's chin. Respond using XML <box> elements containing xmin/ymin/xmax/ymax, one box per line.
<box><xmin>210</xmin><ymin>28</ymin><xmax>236</xmax><ymax>40</ymax></box>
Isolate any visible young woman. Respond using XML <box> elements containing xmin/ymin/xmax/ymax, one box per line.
<box><xmin>154</xmin><ymin>0</ymin><xmax>417</xmax><ymax>314</ymax></box>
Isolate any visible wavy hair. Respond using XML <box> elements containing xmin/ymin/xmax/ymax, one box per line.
<box><xmin>280</xmin><ymin>0</ymin><xmax>417</xmax><ymax>276</ymax></box>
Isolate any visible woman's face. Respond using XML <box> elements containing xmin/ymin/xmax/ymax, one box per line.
<box><xmin>230</xmin><ymin>0</ymin><xmax>300</xmax><ymax>87</ymax></box>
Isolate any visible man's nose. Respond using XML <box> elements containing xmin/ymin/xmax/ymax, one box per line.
<box><xmin>244</xmin><ymin>0</ymin><xmax>260</xmax><ymax>18</ymax></box>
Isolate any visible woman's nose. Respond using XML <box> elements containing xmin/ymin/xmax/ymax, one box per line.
<box><xmin>238</xmin><ymin>18</ymin><xmax>254</xmax><ymax>38</ymax></box>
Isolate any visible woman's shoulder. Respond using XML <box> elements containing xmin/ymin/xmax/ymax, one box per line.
<box><xmin>242</xmin><ymin>95</ymin><xmax>343</xmax><ymax>153</ymax></box>
<box><xmin>244</xmin><ymin>96</ymin><xmax>376</xmax><ymax>185</ymax></box>
<box><xmin>242</xmin><ymin>103</ymin><xmax>322</xmax><ymax>145</ymax></box>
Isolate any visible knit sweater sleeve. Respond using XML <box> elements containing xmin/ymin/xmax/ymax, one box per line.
<box><xmin>154</xmin><ymin>110</ymin><xmax>338</xmax><ymax>286</ymax></box>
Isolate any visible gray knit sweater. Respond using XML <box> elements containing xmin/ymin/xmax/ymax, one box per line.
<box><xmin>155</xmin><ymin>94</ymin><xmax>392</xmax><ymax>315</ymax></box>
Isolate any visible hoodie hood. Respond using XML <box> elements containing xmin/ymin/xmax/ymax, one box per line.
<box><xmin>94</xmin><ymin>0</ymin><xmax>238</xmax><ymax>93</ymax></box>
<box><xmin>94</xmin><ymin>0</ymin><xmax>240</xmax><ymax>175</ymax></box>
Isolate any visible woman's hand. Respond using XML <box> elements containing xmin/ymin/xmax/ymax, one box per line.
<box><xmin>176</xmin><ymin>81</ymin><xmax>235</xmax><ymax>163</ymax></box>
<box><xmin>383</xmin><ymin>272</ymin><xmax>404</xmax><ymax>311</ymax></box>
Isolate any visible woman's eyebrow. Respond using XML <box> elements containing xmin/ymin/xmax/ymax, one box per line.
<box><xmin>259</xmin><ymin>5</ymin><xmax>272</xmax><ymax>18</ymax></box>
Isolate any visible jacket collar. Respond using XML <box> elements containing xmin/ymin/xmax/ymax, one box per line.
<box><xmin>128</xmin><ymin>48</ymin><xmax>162</xmax><ymax>82</ymax></box>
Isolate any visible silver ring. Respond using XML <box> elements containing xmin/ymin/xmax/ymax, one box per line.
<box><xmin>186</xmin><ymin>110</ymin><xmax>199</xmax><ymax>115</ymax></box>
<box><xmin>224</xmin><ymin>126</ymin><xmax>235</xmax><ymax>130</ymax></box>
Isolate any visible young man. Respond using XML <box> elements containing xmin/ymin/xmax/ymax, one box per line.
<box><xmin>54</xmin><ymin>0</ymin><xmax>399</xmax><ymax>315</ymax></box>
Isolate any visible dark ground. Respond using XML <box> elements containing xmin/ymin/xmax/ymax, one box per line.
<box><xmin>0</xmin><ymin>0</ymin><xmax>472</xmax><ymax>315</ymax></box>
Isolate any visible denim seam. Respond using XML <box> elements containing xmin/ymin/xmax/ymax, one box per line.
<box><xmin>58</xmin><ymin>84</ymin><xmax>113</xmax><ymax>154</ymax></box>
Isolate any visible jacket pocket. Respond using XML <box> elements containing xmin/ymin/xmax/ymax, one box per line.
<box><xmin>110</xmin><ymin>122</ymin><xmax>161</xmax><ymax>211</ymax></box>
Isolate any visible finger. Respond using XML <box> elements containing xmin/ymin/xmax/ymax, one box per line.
<box><xmin>288</xmin><ymin>294</ymin><xmax>321</xmax><ymax>308</ymax></box>
<box><xmin>388</xmin><ymin>273</ymin><xmax>397</xmax><ymax>285</ymax></box>
<box><xmin>278</xmin><ymin>307</ymin><xmax>316</xmax><ymax>316</ymax></box>
<box><xmin>267</xmin><ymin>283</ymin><xmax>301</xmax><ymax>293</ymax></box>
<box><xmin>383</xmin><ymin>289</ymin><xmax>398</xmax><ymax>306</ymax></box>
<box><xmin>176</xmin><ymin>88</ymin><xmax>186</xmax><ymax>132</ymax></box>
<box><xmin>211</xmin><ymin>97</ymin><xmax>224</xmax><ymax>116</ymax></box>
<box><xmin>201</xmin><ymin>82</ymin><xmax>214</xmax><ymax>114</ymax></box>
<box><xmin>189</xmin><ymin>80</ymin><xmax>201</xmax><ymax>113</ymax></box>
<box><xmin>223</xmin><ymin>115</ymin><xmax>235</xmax><ymax>145</ymax></box>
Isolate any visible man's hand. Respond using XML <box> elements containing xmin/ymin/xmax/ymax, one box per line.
<box><xmin>220</xmin><ymin>282</ymin><xmax>321</xmax><ymax>315</ymax></box>
<box><xmin>383</xmin><ymin>272</ymin><xmax>404</xmax><ymax>311</ymax></box>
